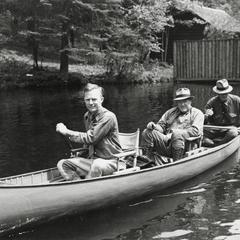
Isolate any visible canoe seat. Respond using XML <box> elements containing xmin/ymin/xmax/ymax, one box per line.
<box><xmin>185</xmin><ymin>135</ymin><xmax>202</xmax><ymax>152</ymax></box>
<box><xmin>114</xmin><ymin>129</ymin><xmax>140</xmax><ymax>173</ymax></box>
<box><xmin>185</xmin><ymin>147</ymin><xmax>206</xmax><ymax>157</ymax></box>
<box><xmin>184</xmin><ymin>147</ymin><xmax>208</xmax><ymax>157</ymax></box>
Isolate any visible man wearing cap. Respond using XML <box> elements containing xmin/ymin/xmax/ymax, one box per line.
<box><xmin>141</xmin><ymin>88</ymin><xmax>204</xmax><ymax>162</ymax></box>
<box><xmin>203</xmin><ymin>79</ymin><xmax>240</xmax><ymax>146</ymax></box>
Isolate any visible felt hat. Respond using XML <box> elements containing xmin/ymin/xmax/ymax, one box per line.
<box><xmin>213</xmin><ymin>79</ymin><xmax>233</xmax><ymax>94</ymax></box>
<box><xmin>174</xmin><ymin>88</ymin><xmax>194</xmax><ymax>101</ymax></box>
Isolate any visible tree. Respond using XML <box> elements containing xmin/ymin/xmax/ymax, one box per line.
<box><xmin>0</xmin><ymin>0</ymin><xmax>172</xmax><ymax>80</ymax></box>
<box><xmin>0</xmin><ymin>0</ymin><xmax>53</xmax><ymax>69</ymax></box>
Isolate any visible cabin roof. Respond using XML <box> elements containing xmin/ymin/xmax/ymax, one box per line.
<box><xmin>174</xmin><ymin>1</ymin><xmax>240</xmax><ymax>33</ymax></box>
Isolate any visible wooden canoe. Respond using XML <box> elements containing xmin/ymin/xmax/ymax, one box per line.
<box><xmin>0</xmin><ymin>134</ymin><xmax>240</xmax><ymax>235</ymax></box>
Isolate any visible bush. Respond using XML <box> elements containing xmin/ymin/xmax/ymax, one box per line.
<box><xmin>0</xmin><ymin>56</ymin><xmax>30</xmax><ymax>75</ymax></box>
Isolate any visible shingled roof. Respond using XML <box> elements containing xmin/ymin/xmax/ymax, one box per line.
<box><xmin>174</xmin><ymin>0</ymin><xmax>240</xmax><ymax>33</ymax></box>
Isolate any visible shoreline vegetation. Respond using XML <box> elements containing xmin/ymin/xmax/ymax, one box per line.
<box><xmin>1</xmin><ymin>0</ymin><xmax>240</xmax><ymax>89</ymax></box>
<box><xmin>0</xmin><ymin>0</ymin><xmax>174</xmax><ymax>90</ymax></box>
<box><xmin>0</xmin><ymin>49</ymin><xmax>173</xmax><ymax>89</ymax></box>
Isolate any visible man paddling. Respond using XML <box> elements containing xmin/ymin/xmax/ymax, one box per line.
<box><xmin>141</xmin><ymin>88</ymin><xmax>204</xmax><ymax>163</ymax></box>
<box><xmin>56</xmin><ymin>83</ymin><xmax>124</xmax><ymax>180</ymax></box>
<box><xmin>203</xmin><ymin>79</ymin><xmax>240</xmax><ymax>147</ymax></box>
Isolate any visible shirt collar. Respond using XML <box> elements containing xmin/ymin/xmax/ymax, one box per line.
<box><xmin>177</xmin><ymin>106</ymin><xmax>192</xmax><ymax>115</ymax></box>
<box><xmin>218</xmin><ymin>95</ymin><xmax>230</xmax><ymax>104</ymax></box>
<box><xmin>88</xmin><ymin>107</ymin><xmax>107</xmax><ymax>121</ymax></box>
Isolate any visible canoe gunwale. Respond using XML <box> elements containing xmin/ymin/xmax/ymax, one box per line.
<box><xmin>0</xmin><ymin>135</ymin><xmax>239</xmax><ymax>189</ymax></box>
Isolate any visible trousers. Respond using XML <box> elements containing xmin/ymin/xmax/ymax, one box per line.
<box><xmin>204</xmin><ymin>127</ymin><xmax>238</xmax><ymax>144</ymax></box>
<box><xmin>57</xmin><ymin>157</ymin><xmax>126</xmax><ymax>180</ymax></box>
<box><xmin>141</xmin><ymin>128</ymin><xmax>191</xmax><ymax>161</ymax></box>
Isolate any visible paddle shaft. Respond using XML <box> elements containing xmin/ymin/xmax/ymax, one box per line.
<box><xmin>204</xmin><ymin>125</ymin><xmax>237</xmax><ymax>130</ymax></box>
<box><xmin>204</xmin><ymin>125</ymin><xmax>240</xmax><ymax>133</ymax></box>
<box><xmin>61</xmin><ymin>134</ymin><xmax>73</xmax><ymax>149</ymax></box>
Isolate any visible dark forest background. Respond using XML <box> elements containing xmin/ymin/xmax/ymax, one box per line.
<box><xmin>0</xmin><ymin>0</ymin><xmax>240</xmax><ymax>87</ymax></box>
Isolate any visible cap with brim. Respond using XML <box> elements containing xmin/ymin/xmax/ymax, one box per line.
<box><xmin>174</xmin><ymin>95</ymin><xmax>194</xmax><ymax>101</ymax></box>
<box><xmin>213</xmin><ymin>79</ymin><xmax>233</xmax><ymax>94</ymax></box>
<box><xmin>213</xmin><ymin>85</ymin><xmax>233</xmax><ymax>94</ymax></box>
<box><xmin>174</xmin><ymin>88</ymin><xmax>194</xmax><ymax>101</ymax></box>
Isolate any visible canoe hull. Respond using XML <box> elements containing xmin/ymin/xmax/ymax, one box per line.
<box><xmin>0</xmin><ymin>135</ymin><xmax>239</xmax><ymax>234</ymax></box>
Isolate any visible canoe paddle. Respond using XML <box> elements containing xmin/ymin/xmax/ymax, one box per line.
<box><xmin>61</xmin><ymin>134</ymin><xmax>73</xmax><ymax>150</ymax></box>
<box><xmin>204</xmin><ymin>125</ymin><xmax>236</xmax><ymax>130</ymax></box>
<box><xmin>204</xmin><ymin>125</ymin><xmax>240</xmax><ymax>134</ymax></box>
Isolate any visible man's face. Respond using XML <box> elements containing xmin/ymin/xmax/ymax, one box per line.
<box><xmin>176</xmin><ymin>98</ymin><xmax>192</xmax><ymax>113</ymax></box>
<box><xmin>84</xmin><ymin>88</ymin><xmax>104</xmax><ymax>113</ymax></box>
<box><xmin>218</xmin><ymin>93</ymin><xmax>228</xmax><ymax>102</ymax></box>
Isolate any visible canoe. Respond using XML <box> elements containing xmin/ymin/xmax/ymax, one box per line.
<box><xmin>0</xmin><ymin>132</ymin><xmax>240</xmax><ymax>235</ymax></box>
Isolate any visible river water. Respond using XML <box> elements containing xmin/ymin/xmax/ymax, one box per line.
<box><xmin>1</xmin><ymin>83</ymin><xmax>240</xmax><ymax>240</ymax></box>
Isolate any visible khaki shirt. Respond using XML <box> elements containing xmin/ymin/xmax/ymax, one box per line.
<box><xmin>70</xmin><ymin>107</ymin><xmax>122</xmax><ymax>159</ymax></box>
<box><xmin>157</xmin><ymin>106</ymin><xmax>204</xmax><ymax>137</ymax></box>
<box><xmin>205</xmin><ymin>94</ymin><xmax>240</xmax><ymax>127</ymax></box>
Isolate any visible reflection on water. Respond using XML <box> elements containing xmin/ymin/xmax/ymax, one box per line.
<box><xmin>0</xmin><ymin>83</ymin><xmax>240</xmax><ymax>239</ymax></box>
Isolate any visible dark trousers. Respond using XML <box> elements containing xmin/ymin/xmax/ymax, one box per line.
<box><xmin>204</xmin><ymin>127</ymin><xmax>238</xmax><ymax>144</ymax></box>
<box><xmin>141</xmin><ymin>129</ymin><xmax>190</xmax><ymax>162</ymax></box>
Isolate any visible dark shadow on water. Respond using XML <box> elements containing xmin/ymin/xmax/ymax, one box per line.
<box><xmin>3</xmin><ymin>151</ymin><xmax>239</xmax><ymax>240</ymax></box>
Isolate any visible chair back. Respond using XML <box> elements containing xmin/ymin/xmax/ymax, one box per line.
<box><xmin>119</xmin><ymin>128</ymin><xmax>140</xmax><ymax>153</ymax></box>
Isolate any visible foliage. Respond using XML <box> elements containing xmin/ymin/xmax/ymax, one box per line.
<box><xmin>0</xmin><ymin>0</ymin><xmax>172</xmax><ymax>80</ymax></box>
<box><xmin>102</xmin><ymin>0</ymin><xmax>172</xmax><ymax>79</ymax></box>
<box><xmin>0</xmin><ymin>55</ymin><xmax>30</xmax><ymax>74</ymax></box>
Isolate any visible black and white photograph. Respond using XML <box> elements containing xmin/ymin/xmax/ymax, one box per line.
<box><xmin>1</xmin><ymin>0</ymin><xmax>240</xmax><ymax>239</ymax></box>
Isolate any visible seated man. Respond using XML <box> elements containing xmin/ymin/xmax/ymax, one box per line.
<box><xmin>56</xmin><ymin>83</ymin><xmax>123</xmax><ymax>180</ymax></box>
<box><xmin>141</xmin><ymin>88</ymin><xmax>204</xmax><ymax>163</ymax></box>
<box><xmin>203</xmin><ymin>79</ymin><xmax>240</xmax><ymax>146</ymax></box>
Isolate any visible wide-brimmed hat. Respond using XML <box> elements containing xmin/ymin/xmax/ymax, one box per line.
<box><xmin>213</xmin><ymin>79</ymin><xmax>233</xmax><ymax>94</ymax></box>
<box><xmin>174</xmin><ymin>88</ymin><xmax>194</xmax><ymax>101</ymax></box>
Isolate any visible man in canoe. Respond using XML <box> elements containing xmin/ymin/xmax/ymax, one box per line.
<box><xmin>56</xmin><ymin>83</ymin><xmax>123</xmax><ymax>180</ymax></box>
<box><xmin>203</xmin><ymin>79</ymin><xmax>240</xmax><ymax>147</ymax></box>
<box><xmin>141</xmin><ymin>88</ymin><xmax>204</xmax><ymax>162</ymax></box>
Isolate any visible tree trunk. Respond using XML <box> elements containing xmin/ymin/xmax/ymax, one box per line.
<box><xmin>60</xmin><ymin>31</ymin><xmax>69</xmax><ymax>74</ymax></box>
<box><xmin>27</xmin><ymin>17</ymin><xmax>39</xmax><ymax>69</ymax></box>
<box><xmin>33</xmin><ymin>39</ymin><xmax>39</xmax><ymax>69</ymax></box>
<box><xmin>11</xmin><ymin>16</ymin><xmax>18</xmax><ymax>36</ymax></box>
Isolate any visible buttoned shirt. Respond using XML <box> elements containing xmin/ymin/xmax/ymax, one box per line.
<box><xmin>69</xmin><ymin>107</ymin><xmax>122</xmax><ymax>159</ymax></box>
<box><xmin>205</xmin><ymin>94</ymin><xmax>240</xmax><ymax>127</ymax></box>
<box><xmin>157</xmin><ymin>106</ymin><xmax>204</xmax><ymax>137</ymax></box>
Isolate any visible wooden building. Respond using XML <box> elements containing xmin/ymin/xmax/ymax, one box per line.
<box><xmin>170</xmin><ymin>1</ymin><xmax>240</xmax><ymax>82</ymax></box>
<box><xmin>174</xmin><ymin>38</ymin><xmax>240</xmax><ymax>82</ymax></box>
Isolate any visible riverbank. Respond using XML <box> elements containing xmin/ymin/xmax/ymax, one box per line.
<box><xmin>0</xmin><ymin>49</ymin><xmax>173</xmax><ymax>89</ymax></box>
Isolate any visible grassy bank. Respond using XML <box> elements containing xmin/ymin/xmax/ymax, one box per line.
<box><xmin>0</xmin><ymin>49</ymin><xmax>173</xmax><ymax>89</ymax></box>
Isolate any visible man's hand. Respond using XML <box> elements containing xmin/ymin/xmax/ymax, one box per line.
<box><xmin>171</xmin><ymin>129</ymin><xmax>185</xmax><ymax>135</ymax></box>
<box><xmin>205</xmin><ymin>108</ymin><xmax>214</xmax><ymax>117</ymax></box>
<box><xmin>56</xmin><ymin>123</ymin><xmax>68</xmax><ymax>135</ymax></box>
<box><xmin>147</xmin><ymin>121</ymin><xmax>156</xmax><ymax>130</ymax></box>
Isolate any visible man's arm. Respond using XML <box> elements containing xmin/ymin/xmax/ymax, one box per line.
<box><xmin>186</xmin><ymin>110</ymin><xmax>205</xmax><ymax>137</ymax></box>
<box><xmin>56</xmin><ymin>123</ymin><xmax>80</xmax><ymax>138</ymax></box>
<box><xmin>146</xmin><ymin>121</ymin><xmax>164</xmax><ymax>133</ymax></box>
<box><xmin>204</xmin><ymin>98</ymin><xmax>214</xmax><ymax>122</ymax></box>
<box><xmin>56</xmin><ymin>113</ymin><xmax>116</xmax><ymax>145</ymax></box>
<box><xmin>71</xmin><ymin>115</ymin><xmax>115</xmax><ymax>144</ymax></box>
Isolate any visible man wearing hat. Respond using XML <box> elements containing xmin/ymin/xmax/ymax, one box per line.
<box><xmin>203</xmin><ymin>79</ymin><xmax>240</xmax><ymax>146</ymax></box>
<box><xmin>141</xmin><ymin>88</ymin><xmax>204</xmax><ymax>162</ymax></box>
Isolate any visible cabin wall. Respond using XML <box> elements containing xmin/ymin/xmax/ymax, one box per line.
<box><xmin>173</xmin><ymin>38</ymin><xmax>240</xmax><ymax>82</ymax></box>
<box><xmin>167</xmin><ymin>23</ymin><xmax>205</xmax><ymax>63</ymax></box>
